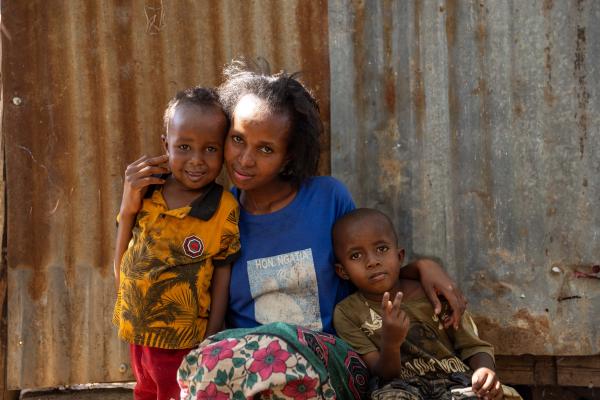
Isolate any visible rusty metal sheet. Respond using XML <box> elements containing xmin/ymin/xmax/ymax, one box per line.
<box><xmin>3</xmin><ymin>0</ymin><xmax>329</xmax><ymax>389</ymax></box>
<box><xmin>330</xmin><ymin>0</ymin><xmax>600</xmax><ymax>356</ymax></box>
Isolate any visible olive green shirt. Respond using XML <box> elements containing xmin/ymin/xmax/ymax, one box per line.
<box><xmin>334</xmin><ymin>292</ymin><xmax>494</xmax><ymax>380</ymax></box>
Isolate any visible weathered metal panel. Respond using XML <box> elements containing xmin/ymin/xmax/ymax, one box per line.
<box><xmin>330</xmin><ymin>0</ymin><xmax>600</xmax><ymax>356</ymax></box>
<box><xmin>3</xmin><ymin>0</ymin><xmax>329</xmax><ymax>389</ymax></box>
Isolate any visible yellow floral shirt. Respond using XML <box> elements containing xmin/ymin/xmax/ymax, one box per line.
<box><xmin>113</xmin><ymin>183</ymin><xmax>240</xmax><ymax>349</ymax></box>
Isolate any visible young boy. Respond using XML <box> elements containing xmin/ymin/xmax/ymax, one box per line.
<box><xmin>113</xmin><ymin>87</ymin><xmax>240</xmax><ymax>400</ymax></box>
<box><xmin>332</xmin><ymin>208</ymin><xmax>521</xmax><ymax>400</ymax></box>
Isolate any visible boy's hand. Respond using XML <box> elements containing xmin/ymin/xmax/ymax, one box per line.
<box><xmin>120</xmin><ymin>155</ymin><xmax>169</xmax><ymax>216</ymax></box>
<box><xmin>380</xmin><ymin>291</ymin><xmax>410</xmax><ymax>347</ymax></box>
<box><xmin>472</xmin><ymin>367</ymin><xmax>503</xmax><ymax>399</ymax></box>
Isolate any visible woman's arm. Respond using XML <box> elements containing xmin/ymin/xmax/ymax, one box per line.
<box><xmin>205</xmin><ymin>264</ymin><xmax>232</xmax><ymax>336</ymax></box>
<box><xmin>400</xmin><ymin>258</ymin><xmax>467</xmax><ymax>329</ymax></box>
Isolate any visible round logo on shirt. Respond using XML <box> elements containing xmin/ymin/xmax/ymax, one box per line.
<box><xmin>183</xmin><ymin>235</ymin><xmax>204</xmax><ymax>258</ymax></box>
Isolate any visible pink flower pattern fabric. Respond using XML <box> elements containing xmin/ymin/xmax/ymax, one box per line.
<box><xmin>200</xmin><ymin>339</ymin><xmax>238</xmax><ymax>372</ymax></box>
<box><xmin>178</xmin><ymin>335</ymin><xmax>334</xmax><ymax>399</ymax></box>
<box><xmin>248</xmin><ymin>340</ymin><xmax>291</xmax><ymax>380</ymax></box>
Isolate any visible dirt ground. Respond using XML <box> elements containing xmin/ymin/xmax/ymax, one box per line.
<box><xmin>15</xmin><ymin>383</ymin><xmax>134</xmax><ymax>400</ymax></box>
<box><xmin>9</xmin><ymin>385</ymin><xmax>600</xmax><ymax>399</ymax></box>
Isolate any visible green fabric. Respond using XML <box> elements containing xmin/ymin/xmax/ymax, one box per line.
<box><xmin>179</xmin><ymin>322</ymin><xmax>369</xmax><ymax>399</ymax></box>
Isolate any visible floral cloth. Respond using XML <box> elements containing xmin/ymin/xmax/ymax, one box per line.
<box><xmin>178</xmin><ymin>322</ymin><xmax>369</xmax><ymax>399</ymax></box>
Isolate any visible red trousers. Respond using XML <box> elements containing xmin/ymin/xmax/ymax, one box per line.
<box><xmin>129</xmin><ymin>344</ymin><xmax>193</xmax><ymax>400</ymax></box>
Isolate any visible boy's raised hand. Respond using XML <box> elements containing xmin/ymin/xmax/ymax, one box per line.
<box><xmin>120</xmin><ymin>154</ymin><xmax>169</xmax><ymax>216</ymax></box>
<box><xmin>380</xmin><ymin>291</ymin><xmax>410</xmax><ymax>347</ymax></box>
<box><xmin>472</xmin><ymin>367</ymin><xmax>503</xmax><ymax>399</ymax></box>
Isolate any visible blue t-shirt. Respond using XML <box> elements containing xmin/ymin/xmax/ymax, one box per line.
<box><xmin>227</xmin><ymin>176</ymin><xmax>355</xmax><ymax>333</ymax></box>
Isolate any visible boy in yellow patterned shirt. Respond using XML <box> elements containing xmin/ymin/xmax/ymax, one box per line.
<box><xmin>113</xmin><ymin>87</ymin><xmax>240</xmax><ymax>400</ymax></box>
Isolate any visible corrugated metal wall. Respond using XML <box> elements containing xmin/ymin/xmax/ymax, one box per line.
<box><xmin>330</xmin><ymin>0</ymin><xmax>599</xmax><ymax>356</ymax></box>
<box><xmin>3</xmin><ymin>0</ymin><xmax>599</xmax><ymax>391</ymax></box>
<box><xmin>3</xmin><ymin>0</ymin><xmax>329</xmax><ymax>389</ymax></box>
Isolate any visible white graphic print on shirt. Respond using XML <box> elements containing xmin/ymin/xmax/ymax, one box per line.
<box><xmin>247</xmin><ymin>248</ymin><xmax>322</xmax><ymax>331</ymax></box>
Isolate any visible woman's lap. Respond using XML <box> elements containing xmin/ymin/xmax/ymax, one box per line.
<box><xmin>178</xmin><ymin>322</ymin><xmax>369</xmax><ymax>399</ymax></box>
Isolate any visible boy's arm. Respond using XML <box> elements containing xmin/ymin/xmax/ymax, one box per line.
<box><xmin>365</xmin><ymin>292</ymin><xmax>410</xmax><ymax>380</ymax></box>
<box><xmin>113</xmin><ymin>213</ymin><xmax>136</xmax><ymax>289</ymax></box>
<box><xmin>468</xmin><ymin>352</ymin><xmax>495</xmax><ymax>371</ymax></box>
<box><xmin>399</xmin><ymin>258</ymin><xmax>467</xmax><ymax>329</ymax></box>
<box><xmin>361</xmin><ymin>343</ymin><xmax>402</xmax><ymax>380</ymax></box>
<box><xmin>114</xmin><ymin>154</ymin><xmax>169</xmax><ymax>289</ymax></box>
<box><xmin>468</xmin><ymin>353</ymin><xmax>503</xmax><ymax>399</ymax></box>
<box><xmin>449</xmin><ymin>312</ymin><xmax>502</xmax><ymax>398</ymax></box>
<box><xmin>205</xmin><ymin>264</ymin><xmax>231</xmax><ymax>336</ymax></box>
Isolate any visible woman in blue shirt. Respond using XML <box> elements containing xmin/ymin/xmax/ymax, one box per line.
<box><xmin>178</xmin><ymin>62</ymin><xmax>467</xmax><ymax>399</ymax></box>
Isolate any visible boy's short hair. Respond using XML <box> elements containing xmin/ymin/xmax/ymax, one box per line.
<box><xmin>218</xmin><ymin>59</ymin><xmax>322</xmax><ymax>187</ymax></box>
<box><xmin>332</xmin><ymin>208</ymin><xmax>399</xmax><ymax>258</ymax></box>
<box><xmin>163</xmin><ymin>86</ymin><xmax>229</xmax><ymax>133</ymax></box>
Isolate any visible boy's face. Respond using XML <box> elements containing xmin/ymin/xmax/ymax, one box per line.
<box><xmin>162</xmin><ymin>105</ymin><xmax>227</xmax><ymax>191</ymax></box>
<box><xmin>334</xmin><ymin>216</ymin><xmax>405</xmax><ymax>301</ymax></box>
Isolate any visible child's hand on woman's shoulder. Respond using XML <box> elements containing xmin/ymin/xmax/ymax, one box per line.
<box><xmin>120</xmin><ymin>154</ymin><xmax>169</xmax><ymax>216</ymax></box>
<box><xmin>380</xmin><ymin>291</ymin><xmax>410</xmax><ymax>347</ymax></box>
<box><xmin>472</xmin><ymin>367</ymin><xmax>503</xmax><ymax>400</ymax></box>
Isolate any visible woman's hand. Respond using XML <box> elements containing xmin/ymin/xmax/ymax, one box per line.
<box><xmin>120</xmin><ymin>154</ymin><xmax>169</xmax><ymax>217</ymax></box>
<box><xmin>415</xmin><ymin>259</ymin><xmax>467</xmax><ymax>329</ymax></box>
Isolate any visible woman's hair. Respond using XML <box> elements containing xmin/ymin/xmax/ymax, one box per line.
<box><xmin>218</xmin><ymin>59</ymin><xmax>322</xmax><ymax>186</ymax></box>
<box><xmin>163</xmin><ymin>86</ymin><xmax>228</xmax><ymax>133</ymax></box>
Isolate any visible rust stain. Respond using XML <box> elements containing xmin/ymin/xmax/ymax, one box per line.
<box><xmin>236</xmin><ymin>0</ymin><xmax>253</xmax><ymax>57</ymax></box>
<box><xmin>84</xmin><ymin>2</ymin><xmax>111</xmax><ymax>277</ymax></box>
<box><xmin>266</xmin><ymin>0</ymin><xmax>283</xmax><ymax>68</ymax></box>
<box><xmin>574</xmin><ymin>1</ymin><xmax>589</xmax><ymax>159</ymax></box>
<box><xmin>445</xmin><ymin>0</ymin><xmax>460</xmax><ymax>191</ymax></box>
<box><xmin>296</xmin><ymin>0</ymin><xmax>330</xmax><ymax>175</ymax></box>
<box><xmin>542</xmin><ymin>0</ymin><xmax>554</xmax><ymax>106</ymax></box>
<box><xmin>470</xmin><ymin>78</ymin><xmax>490</xmax><ymax>96</ymax></box>
<box><xmin>543</xmin><ymin>34</ymin><xmax>555</xmax><ymax>106</ymax></box>
<box><xmin>473</xmin><ymin>272</ymin><xmax>514</xmax><ymax>297</ymax></box>
<box><xmin>413</xmin><ymin>0</ymin><xmax>425</xmax><ymax>139</ymax></box>
<box><xmin>513</xmin><ymin>102</ymin><xmax>523</xmax><ymax>118</ymax></box>
<box><xmin>444</xmin><ymin>0</ymin><xmax>456</xmax><ymax>48</ymax></box>
<box><xmin>475</xmin><ymin>309</ymin><xmax>551</xmax><ymax>354</ymax></box>
<box><xmin>208</xmin><ymin>1</ymin><xmax>224</xmax><ymax>79</ymax></box>
<box><xmin>383</xmin><ymin>0</ymin><xmax>396</xmax><ymax>113</ymax></box>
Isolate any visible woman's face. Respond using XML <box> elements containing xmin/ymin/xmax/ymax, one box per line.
<box><xmin>225</xmin><ymin>94</ymin><xmax>291</xmax><ymax>192</ymax></box>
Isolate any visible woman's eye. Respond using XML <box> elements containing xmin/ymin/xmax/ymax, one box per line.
<box><xmin>231</xmin><ymin>135</ymin><xmax>243</xmax><ymax>144</ymax></box>
<box><xmin>178</xmin><ymin>144</ymin><xmax>190</xmax><ymax>150</ymax></box>
<box><xmin>260</xmin><ymin>146</ymin><xmax>273</xmax><ymax>154</ymax></box>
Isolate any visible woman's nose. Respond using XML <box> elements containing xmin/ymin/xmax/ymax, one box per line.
<box><xmin>239</xmin><ymin>148</ymin><xmax>255</xmax><ymax>167</ymax></box>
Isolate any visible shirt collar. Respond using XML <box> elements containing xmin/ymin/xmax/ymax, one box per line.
<box><xmin>144</xmin><ymin>174</ymin><xmax>223</xmax><ymax>221</ymax></box>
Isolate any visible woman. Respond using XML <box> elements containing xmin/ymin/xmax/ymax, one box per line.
<box><xmin>178</xmin><ymin>62</ymin><xmax>466</xmax><ymax>399</ymax></box>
